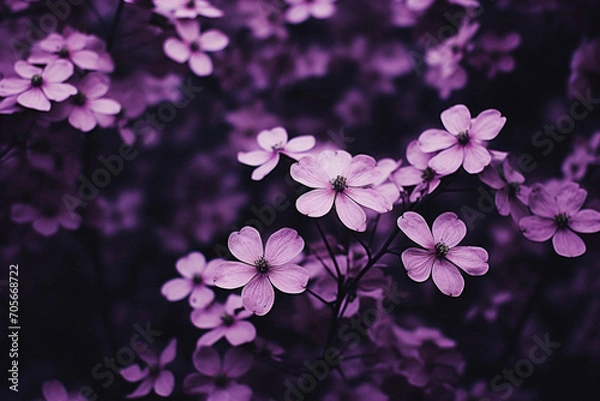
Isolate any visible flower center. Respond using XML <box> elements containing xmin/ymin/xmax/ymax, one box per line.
<box><xmin>331</xmin><ymin>175</ymin><xmax>348</xmax><ymax>192</ymax></box>
<box><xmin>254</xmin><ymin>256</ymin><xmax>270</xmax><ymax>273</ymax></box>
<box><xmin>271</xmin><ymin>142</ymin><xmax>284</xmax><ymax>151</ymax></box>
<box><xmin>214</xmin><ymin>373</ymin><xmax>228</xmax><ymax>387</ymax></box>
<box><xmin>58</xmin><ymin>47</ymin><xmax>69</xmax><ymax>58</ymax></box>
<box><xmin>192</xmin><ymin>274</ymin><xmax>203</xmax><ymax>286</ymax></box>
<box><xmin>434</xmin><ymin>242</ymin><xmax>449</xmax><ymax>257</ymax></box>
<box><xmin>31</xmin><ymin>74</ymin><xmax>43</xmax><ymax>87</ymax></box>
<box><xmin>74</xmin><ymin>92</ymin><xmax>87</xmax><ymax>106</ymax></box>
<box><xmin>220</xmin><ymin>313</ymin><xmax>234</xmax><ymax>326</ymax></box>
<box><xmin>507</xmin><ymin>182</ymin><xmax>520</xmax><ymax>197</ymax></box>
<box><xmin>190</xmin><ymin>41</ymin><xmax>200</xmax><ymax>52</ymax></box>
<box><xmin>421</xmin><ymin>167</ymin><xmax>435</xmax><ymax>182</ymax></box>
<box><xmin>149</xmin><ymin>365</ymin><xmax>160</xmax><ymax>377</ymax></box>
<box><xmin>186</xmin><ymin>0</ymin><xmax>195</xmax><ymax>8</ymax></box>
<box><xmin>555</xmin><ymin>213</ymin><xmax>569</xmax><ymax>228</ymax></box>
<box><xmin>457</xmin><ymin>130</ymin><xmax>470</xmax><ymax>145</ymax></box>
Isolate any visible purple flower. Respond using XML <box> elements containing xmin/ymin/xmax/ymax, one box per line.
<box><xmin>11</xmin><ymin>199</ymin><xmax>81</xmax><ymax>236</ymax></box>
<box><xmin>35</xmin><ymin>380</ymin><xmax>86</xmax><ymax>401</ymax></box>
<box><xmin>418</xmin><ymin>104</ymin><xmax>506</xmax><ymax>175</ymax></box>
<box><xmin>191</xmin><ymin>294</ymin><xmax>257</xmax><ymax>346</ymax></box>
<box><xmin>28</xmin><ymin>30</ymin><xmax>100</xmax><ymax>71</ymax></box>
<box><xmin>397</xmin><ymin>211</ymin><xmax>489</xmax><ymax>297</ymax></box>
<box><xmin>519</xmin><ymin>182</ymin><xmax>600</xmax><ymax>257</ymax></box>
<box><xmin>469</xmin><ymin>32</ymin><xmax>521</xmax><ymax>78</ymax></box>
<box><xmin>291</xmin><ymin>150</ymin><xmax>393</xmax><ymax>232</ymax></box>
<box><xmin>0</xmin><ymin>60</ymin><xmax>76</xmax><ymax>112</ymax></box>
<box><xmin>161</xmin><ymin>252</ymin><xmax>217</xmax><ymax>309</ymax></box>
<box><xmin>120</xmin><ymin>339</ymin><xmax>177</xmax><ymax>398</ymax></box>
<box><xmin>154</xmin><ymin>0</ymin><xmax>224</xmax><ymax>19</ymax></box>
<box><xmin>214</xmin><ymin>226</ymin><xmax>309</xmax><ymax>316</ymax></box>
<box><xmin>284</xmin><ymin>0</ymin><xmax>336</xmax><ymax>24</ymax></box>
<box><xmin>184</xmin><ymin>346</ymin><xmax>253</xmax><ymax>401</ymax></box>
<box><xmin>163</xmin><ymin>19</ymin><xmax>229</xmax><ymax>77</ymax></box>
<box><xmin>237</xmin><ymin>126</ymin><xmax>316</xmax><ymax>181</ymax></box>
<box><xmin>392</xmin><ymin>140</ymin><xmax>444</xmax><ymax>202</ymax></box>
<box><xmin>479</xmin><ymin>159</ymin><xmax>531</xmax><ymax>222</ymax></box>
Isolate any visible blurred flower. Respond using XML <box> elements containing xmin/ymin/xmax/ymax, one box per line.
<box><xmin>468</xmin><ymin>32</ymin><xmax>521</xmax><ymax>78</ymax></box>
<box><xmin>161</xmin><ymin>252</ymin><xmax>218</xmax><ymax>309</ymax></box>
<box><xmin>27</xmin><ymin>29</ymin><xmax>101</xmax><ymax>71</ymax></box>
<box><xmin>393</xmin><ymin>140</ymin><xmax>444</xmax><ymax>202</ymax></box>
<box><xmin>34</xmin><ymin>380</ymin><xmax>87</xmax><ymax>401</ymax></box>
<box><xmin>284</xmin><ymin>0</ymin><xmax>336</xmax><ymax>24</ymax></box>
<box><xmin>479</xmin><ymin>159</ymin><xmax>531</xmax><ymax>222</ymax></box>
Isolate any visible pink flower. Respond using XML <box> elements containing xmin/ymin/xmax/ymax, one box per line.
<box><xmin>120</xmin><ymin>339</ymin><xmax>177</xmax><ymax>398</ymax></box>
<box><xmin>153</xmin><ymin>0</ymin><xmax>224</xmax><ymax>19</ymax></box>
<box><xmin>191</xmin><ymin>294</ymin><xmax>256</xmax><ymax>346</ymax></box>
<box><xmin>397</xmin><ymin>211</ymin><xmax>489</xmax><ymax>297</ymax></box>
<box><xmin>161</xmin><ymin>252</ymin><xmax>217</xmax><ymax>309</ymax></box>
<box><xmin>184</xmin><ymin>347</ymin><xmax>253</xmax><ymax>401</ymax></box>
<box><xmin>392</xmin><ymin>140</ymin><xmax>444</xmax><ymax>202</ymax></box>
<box><xmin>214</xmin><ymin>226</ymin><xmax>309</xmax><ymax>316</ymax></box>
<box><xmin>479</xmin><ymin>159</ymin><xmax>531</xmax><ymax>222</ymax></box>
<box><xmin>290</xmin><ymin>150</ymin><xmax>393</xmax><ymax>232</ymax></box>
<box><xmin>418</xmin><ymin>104</ymin><xmax>506</xmax><ymax>175</ymax></box>
<box><xmin>373</xmin><ymin>158</ymin><xmax>402</xmax><ymax>205</ymax></box>
<box><xmin>55</xmin><ymin>72</ymin><xmax>121</xmax><ymax>132</ymax></box>
<box><xmin>519</xmin><ymin>182</ymin><xmax>600</xmax><ymax>257</ymax></box>
<box><xmin>163</xmin><ymin>19</ymin><xmax>229</xmax><ymax>77</ymax></box>
<box><xmin>35</xmin><ymin>380</ymin><xmax>86</xmax><ymax>401</ymax></box>
<box><xmin>237</xmin><ymin>126</ymin><xmax>316</xmax><ymax>180</ymax></box>
<box><xmin>0</xmin><ymin>60</ymin><xmax>76</xmax><ymax>112</ymax></box>
<box><xmin>284</xmin><ymin>0</ymin><xmax>337</xmax><ymax>24</ymax></box>
<box><xmin>28</xmin><ymin>31</ymin><xmax>100</xmax><ymax>71</ymax></box>
<box><xmin>11</xmin><ymin>199</ymin><xmax>81</xmax><ymax>236</ymax></box>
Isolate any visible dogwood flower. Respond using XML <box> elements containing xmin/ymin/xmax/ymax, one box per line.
<box><xmin>153</xmin><ymin>0</ymin><xmax>224</xmax><ymax>19</ymax></box>
<box><xmin>161</xmin><ymin>252</ymin><xmax>218</xmax><ymax>309</ymax></box>
<box><xmin>214</xmin><ymin>227</ymin><xmax>309</xmax><ymax>316</ymax></box>
<box><xmin>418</xmin><ymin>104</ymin><xmax>506</xmax><ymax>175</ymax></box>
<box><xmin>519</xmin><ymin>182</ymin><xmax>600</xmax><ymax>257</ymax></box>
<box><xmin>479</xmin><ymin>159</ymin><xmax>531</xmax><ymax>222</ymax></box>
<box><xmin>397</xmin><ymin>211</ymin><xmax>489</xmax><ymax>297</ymax></box>
<box><xmin>284</xmin><ymin>0</ymin><xmax>337</xmax><ymax>24</ymax></box>
<box><xmin>28</xmin><ymin>30</ymin><xmax>100</xmax><ymax>70</ymax></box>
<box><xmin>237</xmin><ymin>127</ymin><xmax>316</xmax><ymax>180</ymax></box>
<box><xmin>290</xmin><ymin>150</ymin><xmax>393</xmax><ymax>231</ymax></box>
<box><xmin>392</xmin><ymin>140</ymin><xmax>444</xmax><ymax>202</ymax></box>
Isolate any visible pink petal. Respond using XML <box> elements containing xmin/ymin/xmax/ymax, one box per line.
<box><xmin>311</xmin><ymin>2</ymin><xmax>335</xmax><ymax>18</ymax></box>
<box><xmin>397</xmin><ymin>211</ymin><xmax>435</xmax><ymax>249</ymax></box>
<box><xmin>42</xmin><ymin>60</ymin><xmax>74</xmax><ymax>83</ymax></box>
<box><xmin>221</xmin><ymin>384</ymin><xmax>252</xmax><ymax>401</ymax></box>
<box><xmin>224</xmin><ymin>293</ymin><xmax>244</xmax><ymax>315</ymax></box>
<box><xmin>393</xmin><ymin>166</ymin><xmax>426</xmax><ymax>186</ymax></box>
<box><xmin>159</xmin><ymin>339</ymin><xmax>177</xmax><ymax>366</ymax></box>
<box><xmin>11</xmin><ymin>203</ymin><xmax>37</xmax><ymax>223</ymax></box>
<box><xmin>0</xmin><ymin>78</ymin><xmax>30</xmax><ymax>96</ymax></box>
<box><xmin>318</xmin><ymin>150</ymin><xmax>352</xmax><ymax>179</ymax></box>
<box><xmin>191</xmin><ymin>303</ymin><xmax>225</xmax><ymax>329</ymax></box>
<box><xmin>237</xmin><ymin>150</ymin><xmax>272</xmax><ymax>166</ymax></box>
<box><xmin>470</xmin><ymin>109</ymin><xmax>506</xmax><ymax>140</ymax></box>
<box><xmin>189</xmin><ymin>285</ymin><xmax>215</xmax><ymax>309</ymax></box>
<box><xmin>265</xmin><ymin>228</ymin><xmax>305</xmax><ymax>265</ymax></box>
<box><xmin>120</xmin><ymin>364</ymin><xmax>149</xmax><ymax>382</ymax></box>
<box><xmin>462</xmin><ymin>144</ymin><xmax>492</xmax><ymax>174</ymax></box>
<box><xmin>552</xmin><ymin>229</ymin><xmax>585</xmax><ymax>258</ymax></box>
<box><xmin>406</xmin><ymin>139</ymin><xmax>432</xmax><ymax>169</ymax></box>
<box><xmin>284</xmin><ymin>135</ymin><xmax>316</xmax><ymax>153</ymax></box>
<box><xmin>241</xmin><ymin>275</ymin><xmax>275</xmax><ymax>316</ymax></box>
<box><xmin>225</xmin><ymin>321</ymin><xmax>257</xmax><ymax>346</ymax></box>
<box><xmin>42</xmin><ymin>83</ymin><xmax>77</xmax><ymax>102</ymax></box>
<box><xmin>502</xmin><ymin>159</ymin><xmax>524</xmax><ymax>183</ymax></box>
<box><xmin>286</xmin><ymin>4</ymin><xmax>310</xmax><ymax>23</ymax></box>
<box><xmin>69</xmin><ymin>107</ymin><xmax>97</xmax><ymax>132</ymax></box>
<box><xmin>126</xmin><ymin>378</ymin><xmax>153</xmax><ymax>398</ymax></box>
<box><xmin>478</xmin><ymin>165</ymin><xmax>504</xmax><ymax>189</ymax></box>
<box><xmin>428</xmin><ymin>145</ymin><xmax>464</xmax><ymax>175</ymax></box>
<box><xmin>344</xmin><ymin>154</ymin><xmax>380</xmax><ymax>186</ymax></box>
<box><xmin>257</xmin><ymin>127</ymin><xmax>288</xmax><ymax>151</ymax></box>
<box><xmin>65</xmin><ymin>31</ymin><xmax>87</xmax><ymax>50</ymax></box>
<box><xmin>213</xmin><ymin>261</ymin><xmax>258</xmax><ymax>289</ymax></box>
<box><xmin>555</xmin><ymin>184</ymin><xmax>587</xmax><ymax>214</ymax></box>
<box><xmin>42</xmin><ymin>381</ymin><xmax>68</xmax><ymax>400</ymax></box>
<box><xmin>197</xmin><ymin>328</ymin><xmax>226</xmax><ymax>350</ymax></box>
<box><xmin>175</xmin><ymin>19</ymin><xmax>200</xmax><ymax>43</ymax></box>
<box><xmin>193</xmin><ymin>346</ymin><xmax>222</xmax><ymax>376</ymax></box>
<box><xmin>432</xmin><ymin>258</ymin><xmax>465</xmax><ymax>297</ymax></box>
<box><xmin>528</xmin><ymin>184</ymin><xmax>558</xmax><ymax>218</ymax></box>
<box><xmin>154</xmin><ymin>370</ymin><xmax>175</xmax><ymax>396</ymax></box>
<box><xmin>71</xmin><ymin>50</ymin><xmax>100</xmax><ymax>70</ymax></box>
<box><xmin>228</xmin><ymin>226</ymin><xmax>263</xmax><ymax>264</ymax></box>
<box><xmin>189</xmin><ymin>52</ymin><xmax>213</xmax><ymax>76</ymax></box>
<box><xmin>519</xmin><ymin>216</ymin><xmax>557</xmax><ymax>242</ymax></box>
<box><xmin>88</xmin><ymin>99</ymin><xmax>121</xmax><ymax>115</ymax></box>
<box><xmin>267</xmin><ymin>264</ymin><xmax>309</xmax><ymax>293</ymax></box>
<box><xmin>199</xmin><ymin>30</ymin><xmax>229</xmax><ymax>52</ymax></box>
<box><xmin>335</xmin><ymin>193</ymin><xmax>367</xmax><ymax>232</ymax></box>
<box><xmin>251</xmin><ymin>153</ymin><xmax>280</xmax><ymax>180</ymax></box>
<box><xmin>195</xmin><ymin>2</ymin><xmax>225</xmax><ymax>18</ymax></box>
<box><xmin>344</xmin><ymin>187</ymin><xmax>390</xmax><ymax>213</ymax></box>
<box><xmin>441</xmin><ymin>104</ymin><xmax>471</xmax><ymax>135</ymax></box>
<box><xmin>495</xmin><ymin>191</ymin><xmax>510</xmax><ymax>216</ymax></box>
<box><xmin>164</xmin><ymin>38</ymin><xmax>191</xmax><ymax>63</ymax></box>
<box><xmin>401</xmin><ymin>247</ymin><xmax>434</xmax><ymax>282</ymax></box>
<box><xmin>183</xmin><ymin>373</ymin><xmax>214</xmax><ymax>395</ymax></box>
<box><xmin>176</xmin><ymin>252</ymin><xmax>207</xmax><ymax>278</ymax></box>
<box><xmin>445</xmin><ymin>246</ymin><xmax>489</xmax><ymax>276</ymax></box>
<box><xmin>161</xmin><ymin>278</ymin><xmax>193</xmax><ymax>301</ymax></box>
<box><xmin>138</xmin><ymin>349</ymin><xmax>158</xmax><ymax>366</ymax></box>
<box><xmin>14</xmin><ymin>61</ymin><xmax>42</xmax><ymax>79</ymax></box>
<box><xmin>38</xmin><ymin>33</ymin><xmax>65</xmax><ymax>52</ymax></box>
<box><xmin>569</xmin><ymin>209</ymin><xmax>600</xmax><ymax>233</ymax></box>
<box><xmin>290</xmin><ymin>156</ymin><xmax>331</xmax><ymax>188</ymax></box>
<box><xmin>418</xmin><ymin>129</ymin><xmax>457</xmax><ymax>152</ymax></box>
<box><xmin>295</xmin><ymin>189</ymin><xmax>335</xmax><ymax>217</ymax></box>
<box><xmin>432</xmin><ymin>211</ymin><xmax>467</xmax><ymax>247</ymax></box>
<box><xmin>18</xmin><ymin>88</ymin><xmax>51</xmax><ymax>111</ymax></box>
<box><xmin>33</xmin><ymin>218</ymin><xmax>59</xmax><ymax>236</ymax></box>
<box><xmin>223</xmin><ymin>347</ymin><xmax>254</xmax><ymax>378</ymax></box>
<box><xmin>78</xmin><ymin>72</ymin><xmax>109</xmax><ymax>98</ymax></box>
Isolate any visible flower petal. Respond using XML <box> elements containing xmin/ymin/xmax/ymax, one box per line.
<box><xmin>401</xmin><ymin>247</ymin><xmax>434</xmax><ymax>282</ymax></box>
<box><xmin>344</xmin><ymin>154</ymin><xmax>380</xmax><ymax>186</ymax></box>
<box><xmin>251</xmin><ymin>153</ymin><xmax>280</xmax><ymax>180</ymax></box>
<box><xmin>418</xmin><ymin>129</ymin><xmax>457</xmax><ymax>153</ymax></box>
<box><xmin>193</xmin><ymin>346</ymin><xmax>222</xmax><ymax>376</ymax></box>
<box><xmin>397</xmin><ymin>211</ymin><xmax>435</xmax><ymax>249</ymax></box>
<box><xmin>163</xmin><ymin>38</ymin><xmax>191</xmax><ymax>63</ymax></box>
<box><xmin>42</xmin><ymin>83</ymin><xmax>77</xmax><ymax>102</ymax></box>
<box><xmin>213</xmin><ymin>261</ymin><xmax>257</xmax><ymax>289</ymax></box>
<box><xmin>237</xmin><ymin>150</ymin><xmax>272</xmax><ymax>166</ymax></box>
<box><xmin>71</xmin><ymin>50</ymin><xmax>100</xmax><ymax>70</ymax></box>
<box><xmin>519</xmin><ymin>216</ymin><xmax>557</xmax><ymax>242</ymax></box>
<box><xmin>175</xmin><ymin>19</ymin><xmax>200</xmax><ymax>43</ymax></box>
<box><xmin>478</xmin><ymin>165</ymin><xmax>504</xmax><ymax>189</ymax></box>
<box><xmin>191</xmin><ymin>303</ymin><xmax>224</xmax><ymax>329</ymax></box>
<box><xmin>335</xmin><ymin>194</ymin><xmax>367</xmax><ymax>232</ymax></box>
<box><xmin>502</xmin><ymin>159</ymin><xmax>524</xmax><ymax>183</ymax></box>
<box><xmin>432</xmin><ymin>259</ymin><xmax>465</xmax><ymax>297</ymax></box>
<box><xmin>189</xmin><ymin>285</ymin><xmax>215</xmax><ymax>309</ymax></box>
<box><xmin>392</xmin><ymin>166</ymin><xmax>425</xmax><ymax>186</ymax></box>
<box><xmin>428</xmin><ymin>145</ymin><xmax>464</xmax><ymax>175</ymax></box>
<box><xmin>161</xmin><ymin>278</ymin><xmax>193</xmax><ymax>301</ymax></box>
<box><xmin>432</xmin><ymin>211</ymin><xmax>467</xmax><ymax>247</ymax></box>
<box><xmin>441</xmin><ymin>104</ymin><xmax>471</xmax><ymax>135</ymax></box>
<box><xmin>69</xmin><ymin>107</ymin><xmax>97</xmax><ymax>132</ymax></box>
<box><xmin>200</xmin><ymin>29</ymin><xmax>229</xmax><ymax>52</ymax></box>
<box><xmin>189</xmin><ymin>52</ymin><xmax>213</xmax><ymax>76</ymax></box>
<box><xmin>470</xmin><ymin>109</ymin><xmax>506</xmax><ymax>140</ymax></box>
<box><xmin>569</xmin><ymin>209</ymin><xmax>600</xmax><ymax>233</ymax></box>
<box><xmin>88</xmin><ymin>99</ymin><xmax>121</xmax><ymax>115</ymax></box>
<box><xmin>18</xmin><ymin>88</ymin><xmax>51</xmax><ymax>111</ymax></box>
<box><xmin>183</xmin><ymin>373</ymin><xmax>215</xmax><ymax>395</ymax></box>
<box><xmin>265</xmin><ymin>228</ymin><xmax>305</xmax><ymax>265</ymax></box>
<box><xmin>197</xmin><ymin>327</ymin><xmax>227</xmax><ymax>347</ymax></box>
<box><xmin>42</xmin><ymin>59</ymin><xmax>74</xmax><ymax>83</ymax></box>
<box><xmin>241</xmin><ymin>275</ymin><xmax>275</xmax><ymax>316</ymax></box>
<box><xmin>154</xmin><ymin>370</ymin><xmax>175</xmax><ymax>397</ymax></box>
<box><xmin>528</xmin><ymin>184</ymin><xmax>558</xmax><ymax>218</ymax></box>
<box><xmin>290</xmin><ymin>156</ymin><xmax>331</xmax><ymax>188</ymax></box>
<box><xmin>160</xmin><ymin>339</ymin><xmax>177</xmax><ymax>366</ymax></box>
<box><xmin>462</xmin><ymin>144</ymin><xmax>491</xmax><ymax>174</ymax></box>
<box><xmin>406</xmin><ymin>139</ymin><xmax>432</xmax><ymax>169</ymax></box>
<box><xmin>228</xmin><ymin>226</ymin><xmax>263</xmax><ymax>264</ymax></box>
<box><xmin>445</xmin><ymin>246</ymin><xmax>489</xmax><ymax>276</ymax></box>
<box><xmin>223</xmin><ymin>347</ymin><xmax>254</xmax><ymax>378</ymax></box>
<box><xmin>552</xmin><ymin>229</ymin><xmax>586</xmax><ymax>258</ymax></box>
<box><xmin>555</xmin><ymin>184</ymin><xmax>587</xmax><ymax>214</ymax></box>
<box><xmin>295</xmin><ymin>189</ymin><xmax>335</xmax><ymax>217</ymax></box>
<box><xmin>42</xmin><ymin>381</ymin><xmax>68</xmax><ymax>400</ymax></box>
<box><xmin>126</xmin><ymin>378</ymin><xmax>153</xmax><ymax>399</ymax></box>
<box><xmin>267</xmin><ymin>264</ymin><xmax>309</xmax><ymax>293</ymax></box>
<box><xmin>344</xmin><ymin>187</ymin><xmax>391</xmax><ymax>213</ymax></box>
<box><xmin>318</xmin><ymin>150</ymin><xmax>352</xmax><ymax>179</ymax></box>
<box><xmin>284</xmin><ymin>135</ymin><xmax>316</xmax><ymax>153</ymax></box>
<box><xmin>15</xmin><ymin>60</ymin><xmax>42</xmax><ymax>78</ymax></box>
<box><xmin>0</xmin><ymin>78</ymin><xmax>30</xmax><ymax>96</ymax></box>
<box><xmin>225</xmin><ymin>321</ymin><xmax>257</xmax><ymax>346</ymax></box>
<box><xmin>176</xmin><ymin>252</ymin><xmax>206</xmax><ymax>278</ymax></box>
<box><xmin>120</xmin><ymin>364</ymin><xmax>149</xmax><ymax>382</ymax></box>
